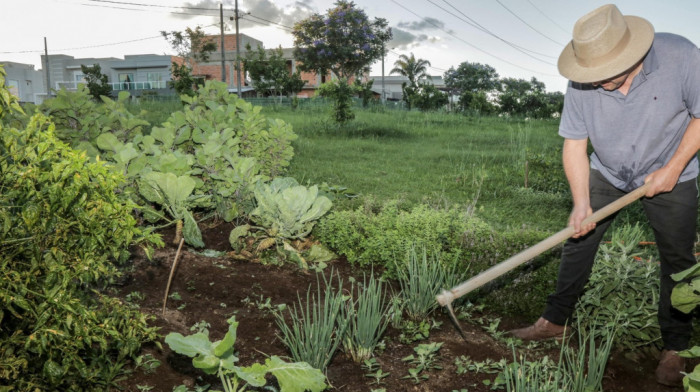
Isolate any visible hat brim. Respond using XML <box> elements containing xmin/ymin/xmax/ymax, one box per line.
<box><xmin>558</xmin><ymin>16</ymin><xmax>654</xmax><ymax>83</ymax></box>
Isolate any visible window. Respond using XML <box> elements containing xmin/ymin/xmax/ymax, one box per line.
<box><xmin>7</xmin><ymin>79</ymin><xmax>19</xmax><ymax>97</ymax></box>
<box><xmin>119</xmin><ymin>73</ymin><xmax>134</xmax><ymax>90</ymax></box>
<box><xmin>146</xmin><ymin>72</ymin><xmax>162</xmax><ymax>89</ymax></box>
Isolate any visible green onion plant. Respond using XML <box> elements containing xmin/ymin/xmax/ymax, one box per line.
<box><xmin>341</xmin><ymin>272</ymin><xmax>391</xmax><ymax>362</ymax></box>
<box><xmin>395</xmin><ymin>247</ymin><xmax>466</xmax><ymax>321</ymax></box>
<box><xmin>275</xmin><ymin>271</ymin><xmax>349</xmax><ymax>371</ymax></box>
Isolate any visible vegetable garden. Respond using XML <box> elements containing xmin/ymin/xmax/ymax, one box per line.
<box><xmin>2</xmin><ymin>69</ymin><xmax>700</xmax><ymax>391</ymax></box>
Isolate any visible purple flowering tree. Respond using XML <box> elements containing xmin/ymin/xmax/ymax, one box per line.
<box><xmin>292</xmin><ymin>1</ymin><xmax>392</xmax><ymax>80</ymax></box>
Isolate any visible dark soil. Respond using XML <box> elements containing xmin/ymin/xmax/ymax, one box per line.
<box><xmin>115</xmin><ymin>222</ymin><xmax>682</xmax><ymax>392</ymax></box>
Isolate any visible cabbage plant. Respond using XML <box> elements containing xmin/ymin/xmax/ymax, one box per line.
<box><xmin>230</xmin><ymin>177</ymin><xmax>333</xmax><ymax>269</ymax></box>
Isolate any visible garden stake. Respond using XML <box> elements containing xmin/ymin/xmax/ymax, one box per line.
<box><xmin>162</xmin><ymin>237</ymin><xmax>185</xmax><ymax>317</ymax></box>
<box><xmin>437</xmin><ymin>182</ymin><xmax>650</xmax><ymax>339</ymax></box>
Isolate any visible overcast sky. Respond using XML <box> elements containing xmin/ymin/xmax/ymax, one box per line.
<box><xmin>1</xmin><ymin>0</ymin><xmax>699</xmax><ymax>93</ymax></box>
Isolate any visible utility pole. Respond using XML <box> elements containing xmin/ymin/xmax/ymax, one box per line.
<box><xmin>44</xmin><ymin>37</ymin><xmax>51</xmax><ymax>98</ymax></box>
<box><xmin>235</xmin><ymin>0</ymin><xmax>242</xmax><ymax>97</ymax></box>
<box><xmin>220</xmin><ymin>3</ymin><xmax>226</xmax><ymax>83</ymax></box>
<box><xmin>381</xmin><ymin>43</ymin><xmax>385</xmax><ymax>103</ymax></box>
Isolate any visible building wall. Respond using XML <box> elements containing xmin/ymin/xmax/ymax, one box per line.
<box><xmin>1</xmin><ymin>61</ymin><xmax>46</xmax><ymax>104</ymax></box>
<box><xmin>40</xmin><ymin>53</ymin><xmax>176</xmax><ymax>97</ymax></box>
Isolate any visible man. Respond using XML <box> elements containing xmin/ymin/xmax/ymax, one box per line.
<box><xmin>509</xmin><ymin>4</ymin><xmax>700</xmax><ymax>387</ymax></box>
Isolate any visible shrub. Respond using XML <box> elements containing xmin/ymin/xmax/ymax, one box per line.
<box><xmin>315</xmin><ymin>201</ymin><xmax>545</xmax><ymax>277</ymax></box>
<box><xmin>40</xmin><ymin>85</ymin><xmax>149</xmax><ymax>154</ymax></box>
<box><xmin>0</xmin><ymin>114</ymin><xmax>162</xmax><ymax>390</ymax></box>
<box><xmin>574</xmin><ymin>224</ymin><xmax>661</xmax><ymax>354</ymax></box>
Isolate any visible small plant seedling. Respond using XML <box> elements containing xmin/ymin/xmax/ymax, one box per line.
<box><xmin>362</xmin><ymin>358</ymin><xmax>390</xmax><ymax>385</ymax></box>
<box><xmin>169</xmin><ymin>292</ymin><xmax>182</xmax><ymax>301</ymax></box>
<box><xmin>190</xmin><ymin>320</ymin><xmax>211</xmax><ymax>334</ymax></box>
<box><xmin>401</xmin><ymin>342</ymin><xmax>443</xmax><ymax>384</ymax></box>
<box><xmin>136</xmin><ymin>385</ymin><xmax>154</xmax><ymax>391</ymax></box>
<box><xmin>135</xmin><ymin>353</ymin><xmax>161</xmax><ymax>374</ymax></box>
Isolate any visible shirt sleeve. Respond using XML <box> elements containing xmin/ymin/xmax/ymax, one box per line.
<box><xmin>558</xmin><ymin>82</ymin><xmax>589</xmax><ymax>140</ymax></box>
<box><xmin>683</xmin><ymin>45</ymin><xmax>700</xmax><ymax>118</ymax></box>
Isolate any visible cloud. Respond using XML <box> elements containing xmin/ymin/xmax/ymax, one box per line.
<box><xmin>174</xmin><ymin>0</ymin><xmax>315</xmax><ymax>30</ymax></box>
<box><xmin>397</xmin><ymin>17</ymin><xmax>448</xmax><ymax>32</ymax></box>
<box><xmin>389</xmin><ymin>27</ymin><xmax>440</xmax><ymax>49</ymax></box>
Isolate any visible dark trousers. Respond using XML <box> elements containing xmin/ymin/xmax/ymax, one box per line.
<box><xmin>542</xmin><ymin>170</ymin><xmax>698</xmax><ymax>350</ymax></box>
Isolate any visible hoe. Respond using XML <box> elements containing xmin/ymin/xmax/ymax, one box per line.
<box><xmin>436</xmin><ymin>183</ymin><xmax>650</xmax><ymax>339</ymax></box>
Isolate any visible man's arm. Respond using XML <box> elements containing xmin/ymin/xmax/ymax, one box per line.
<box><xmin>645</xmin><ymin>117</ymin><xmax>700</xmax><ymax>196</ymax></box>
<box><xmin>563</xmin><ymin>138</ymin><xmax>595</xmax><ymax>238</ymax></box>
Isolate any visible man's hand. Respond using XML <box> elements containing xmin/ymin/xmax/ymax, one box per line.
<box><xmin>644</xmin><ymin>166</ymin><xmax>681</xmax><ymax>197</ymax></box>
<box><xmin>569</xmin><ymin>203</ymin><xmax>595</xmax><ymax>238</ymax></box>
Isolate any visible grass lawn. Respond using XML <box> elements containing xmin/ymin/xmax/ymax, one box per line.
<box><xmin>266</xmin><ymin>105</ymin><xmax>572</xmax><ymax>232</ymax></box>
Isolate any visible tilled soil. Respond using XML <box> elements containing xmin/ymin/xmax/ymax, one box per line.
<box><xmin>115</xmin><ymin>222</ymin><xmax>680</xmax><ymax>392</ymax></box>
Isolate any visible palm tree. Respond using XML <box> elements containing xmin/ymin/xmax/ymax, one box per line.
<box><xmin>389</xmin><ymin>53</ymin><xmax>432</xmax><ymax>88</ymax></box>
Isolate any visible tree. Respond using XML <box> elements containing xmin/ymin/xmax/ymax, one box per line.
<box><xmin>412</xmin><ymin>83</ymin><xmax>448</xmax><ymax>111</ymax></box>
<box><xmin>444</xmin><ymin>62</ymin><xmax>499</xmax><ymax>95</ymax></box>
<box><xmin>390</xmin><ymin>53</ymin><xmax>432</xmax><ymax>110</ymax></box>
<box><xmin>293</xmin><ymin>0</ymin><xmax>391</xmax><ymax>122</ymax></box>
<box><xmin>242</xmin><ymin>44</ymin><xmax>305</xmax><ymax>100</ymax></box>
<box><xmin>80</xmin><ymin>64</ymin><xmax>112</xmax><ymax>100</ymax></box>
<box><xmin>390</xmin><ymin>53</ymin><xmax>431</xmax><ymax>88</ymax></box>
<box><xmin>292</xmin><ymin>0</ymin><xmax>392</xmax><ymax>80</ymax></box>
<box><xmin>497</xmin><ymin>77</ymin><xmax>562</xmax><ymax>118</ymax></box>
<box><xmin>161</xmin><ymin>26</ymin><xmax>217</xmax><ymax>96</ymax></box>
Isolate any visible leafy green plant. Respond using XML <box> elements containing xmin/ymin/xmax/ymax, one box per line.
<box><xmin>574</xmin><ymin>224</ymin><xmax>661</xmax><ymax>354</ymax></box>
<box><xmin>275</xmin><ymin>271</ymin><xmax>349</xmax><ymax>371</ymax></box>
<box><xmin>230</xmin><ymin>177</ymin><xmax>333</xmax><ymax>269</ymax></box>
<box><xmin>401</xmin><ymin>342</ymin><xmax>443</xmax><ymax>384</ymax></box>
<box><xmin>398</xmin><ymin>319</ymin><xmax>432</xmax><ymax>344</ymax></box>
<box><xmin>0</xmin><ymin>65</ymin><xmax>24</xmax><ymax>122</ymax></box>
<box><xmin>341</xmin><ymin>273</ymin><xmax>391</xmax><ymax>362</ymax></box>
<box><xmin>165</xmin><ymin>316</ymin><xmax>326</xmax><ymax>392</ymax></box>
<box><xmin>41</xmin><ymin>85</ymin><xmax>149</xmax><ymax>153</ymax></box>
<box><xmin>395</xmin><ymin>247</ymin><xmax>467</xmax><ymax>322</ymax></box>
<box><xmin>362</xmin><ymin>358</ymin><xmax>390</xmax><ymax>385</ymax></box>
<box><xmin>669</xmin><ymin>262</ymin><xmax>700</xmax><ymax>391</ymax></box>
<box><xmin>134</xmin><ymin>354</ymin><xmax>161</xmax><ymax>375</ymax></box>
<box><xmin>138</xmin><ymin>171</ymin><xmax>209</xmax><ymax>247</ymax></box>
<box><xmin>0</xmin><ymin>113</ymin><xmax>162</xmax><ymax>390</ymax></box>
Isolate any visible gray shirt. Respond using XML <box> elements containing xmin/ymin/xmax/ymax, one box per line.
<box><xmin>559</xmin><ymin>33</ymin><xmax>700</xmax><ymax>191</ymax></box>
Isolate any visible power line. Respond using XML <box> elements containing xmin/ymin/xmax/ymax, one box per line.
<box><xmin>86</xmin><ymin>0</ymin><xmax>218</xmax><ymax>11</ymax></box>
<box><xmin>242</xmin><ymin>14</ymin><xmax>294</xmax><ymax>31</ymax></box>
<box><xmin>0</xmin><ymin>35</ymin><xmax>163</xmax><ymax>54</ymax></box>
<box><xmin>524</xmin><ymin>0</ymin><xmax>571</xmax><ymax>36</ymax></box>
<box><xmin>434</xmin><ymin>0</ymin><xmax>557</xmax><ymax>64</ymax></box>
<box><xmin>390</xmin><ymin>0</ymin><xmax>558</xmax><ymax>77</ymax></box>
<box><xmin>494</xmin><ymin>0</ymin><xmax>565</xmax><ymax>46</ymax></box>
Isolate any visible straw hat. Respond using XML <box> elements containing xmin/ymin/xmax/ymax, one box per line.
<box><xmin>558</xmin><ymin>4</ymin><xmax>654</xmax><ymax>83</ymax></box>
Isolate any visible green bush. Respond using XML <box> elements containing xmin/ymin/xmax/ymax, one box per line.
<box><xmin>40</xmin><ymin>85</ymin><xmax>149</xmax><ymax>155</ymax></box>
<box><xmin>0</xmin><ymin>114</ymin><xmax>162</xmax><ymax>391</ymax></box>
<box><xmin>574</xmin><ymin>224</ymin><xmax>661</xmax><ymax>354</ymax></box>
<box><xmin>315</xmin><ymin>200</ymin><xmax>545</xmax><ymax>277</ymax></box>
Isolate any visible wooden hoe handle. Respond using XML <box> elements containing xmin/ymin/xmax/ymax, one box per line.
<box><xmin>436</xmin><ymin>182</ymin><xmax>650</xmax><ymax>307</ymax></box>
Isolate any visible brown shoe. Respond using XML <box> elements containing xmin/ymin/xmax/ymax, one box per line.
<box><xmin>655</xmin><ymin>349</ymin><xmax>686</xmax><ymax>387</ymax></box>
<box><xmin>508</xmin><ymin>317</ymin><xmax>566</xmax><ymax>341</ymax></box>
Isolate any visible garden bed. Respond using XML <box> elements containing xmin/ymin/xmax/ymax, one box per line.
<box><xmin>116</xmin><ymin>222</ymin><xmax>672</xmax><ymax>392</ymax></box>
